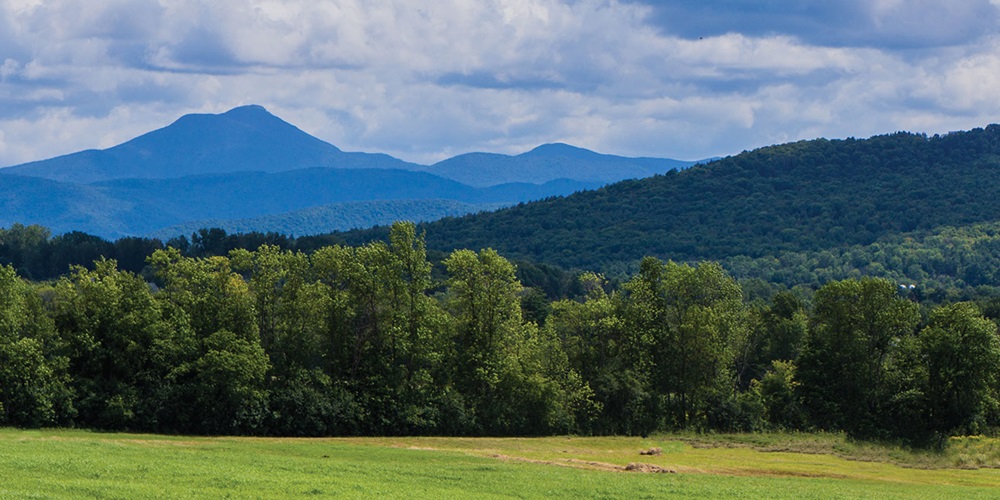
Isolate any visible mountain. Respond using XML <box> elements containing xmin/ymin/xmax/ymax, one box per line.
<box><xmin>2</xmin><ymin>105</ymin><xmax>420</xmax><ymax>183</ymax></box>
<box><xmin>1</xmin><ymin>105</ymin><xmax>700</xmax><ymax>187</ymax></box>
<box><xmin>336</xmin><ymin>126</ymin><xmax>1000</xmax><ymax>270</ymax></box>
<box><xmin>0</xmin><ymin>104</ymin><xmax>700</xmax><ymax>238</ymax></box>
<box><xmin>424</xmin><ymin>143</ymin><xmax>702</xmax><ymax>187</ymax></box>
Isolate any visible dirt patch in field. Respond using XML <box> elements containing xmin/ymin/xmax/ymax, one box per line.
<box><xmin>625</xmin><ymin>462</ymin><xmax>675</xmax><ymax>473</ymax></box>
<box><xmin>488</xmin><ymin>454</ymin><xmax>677</xmax><ymax>474</ymax></box>
<box><xmin>117</xmin><ymin>439</ymin><xmax>206</xmax><ymax>447</ymax></box>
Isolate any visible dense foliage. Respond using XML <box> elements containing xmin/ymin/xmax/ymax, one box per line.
<box><xmin>720</xmin><ymin>220</ymin><xmax>1000</xmax><ymax>304</ymax></box>
<box><xmin>333</xmin><ymin>126</ymin><xmax>1000</xmax><ymax>270</ymax></box>
<box><xmin>2</xmin><ymin>222</ymin><xmax>998</xmax><ymax>443</ymax></box>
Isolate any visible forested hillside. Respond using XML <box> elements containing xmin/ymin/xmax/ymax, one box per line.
<box><xmin>146</xmin><ymin>199</ymin><xmax>508</xmax><ymax>240</ymax></box>
<box><xmin>3</xmin><ymin>222</ymin><xmax>998</xmax><ymax>443</ymax></box>
<box><xmin>340</xmin><ymin>126</ymin><xmax>1000</xmax><ymax>270</ymax></box>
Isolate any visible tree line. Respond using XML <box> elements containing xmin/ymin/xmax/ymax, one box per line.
<box><xmin>1</xmin><ymin>222</ymin><xmax>998</xmax><ymax>443</ymax></box>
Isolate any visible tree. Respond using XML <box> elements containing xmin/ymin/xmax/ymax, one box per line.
<box><xmin>623</xmin><ymin>258</ymin><xmax>748</xmax><ymax>429</ymax></box>
<box><xmin>919</xmin><ymin>302</ymin><xmax>1000</xmax><ymax>435</ymax></box>
<box><xmin>0</xmin><ymin>224</ymin><xmax>51</xmax><ymax>280</ymax></box>
<box><xmin>741</xmin><ymin>291</ymin><xmax>809</xmax><ymax>388</ymax></box>
<box><xmin>444</xmin><ymin>248</ymin><xmax>590</xmax><ymax>434</ymax></box>
<box><xmin>149</xmin><ymin>248</ymin><xmax>258</xmax><ymax>342</ymax></box>
<box><xmin>308</xmin><ymin>222</ymin><xmax>454</xmax><ymax>434</ymax></box>
<box><xmin>184</xmin><ymin>329</ymin><xmax>270</xmax><ymax>435</ymax></box>
<box><xmin>754</xmin><ymin>360</ymin><xmax>804</xmax><ymax>430</ymax></box>
<box><xmin>147</xmin><ymin>248</ymin><xmax>269</xmax><ymax>434</ymax></box>
<box><xmin>50</xmin><ymin>259</ymin><xmax>186</xmax><ymax>430</ymax></box>
<box><xmin>0</xmin><ymin>265</ymin><xmax>72</xmax><ymax>427</ymax></box>
<box><xmin>547</xmin><ymin>272</ymin><xmax>647</xmax><ymax>434</ymax></box>
<box><xmin>797</xmin><ymin>278</ymin><xmax>920</xmax><ymax>438</ymax></box>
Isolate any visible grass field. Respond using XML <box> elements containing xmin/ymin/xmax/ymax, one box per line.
<box><xmin>2</xmin><ymin>429</ymin><xmax>999</xmax><ymax>498</ymax></box>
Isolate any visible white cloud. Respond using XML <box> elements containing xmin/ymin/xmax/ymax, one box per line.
<box><xmin>2</xmin><ymin>0</ymin><xmax>1000</xmax><ymax>168</ymax></box>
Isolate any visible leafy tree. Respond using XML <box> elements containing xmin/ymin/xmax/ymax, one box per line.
<box><xmin>444</xmin><ymin>248</ymin><xmax>525</xmax><ymax>433</ymax></box>
<box><xmin>546</xmin><ymin>272</ymin><xmax>648</xmax><ymax>434</ymax></box>
<box><xmin>149</xmin><ymin>248</ymin><xmax>258</xmax><ymax>342</ymax></box>
<box><xmin>309</xmin><ymin>222</ymin><xmax>454</xmax><ymax>434</ymax></box>
<box><xmin>0</xmin><ymin>224</ymin><xmax>51</xmax><ymax>280</ymax></box>
<box><xmin>444</xmin><ymin>248</ymin><xmax>590</xmax><ymax>434</ymax></box>
<box><xmin>182</xmin><ymin>328</ymin><xmax>270</xmax><ymax>435</ymax></box>
<box><xmin>49</xmin><ymin>259</ymin><xmax>186</xmax><ymax>430</ymax></box>
<box><xmin>797</xmin><ymin>278</ymin><xmax>920</xmax><ymax>438</ymax></box>
<box><xmin>741</xmin><ymin>291</ymin><xmax>809</xmax><ymax>387</ymax></box>
<box><xmin>919</xmin><ymin>303</ymin><xmax>1000</xmax><ymax>435</ymax></box>
<box><xmin>0</xmin><ymin>265</ymin><xmax>72</xmax><ymax>427</ymax></box>
<box><xmin>623</xmin><ymin>258</ymin><xmax>748</xmax><ymax>430</ymax></box>
<box><xmin>754</xmin><ymin>360</ymin><xmax>805</xmax><ymax>430</ymax></box>
<box><xmin>147</xmin><ymin>248</ymin><xmax>269</xmax><ymax>434</ymax></box>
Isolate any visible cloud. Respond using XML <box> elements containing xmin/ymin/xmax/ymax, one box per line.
<box><xmin>628</xmin><ymin>0</ymin><xmax>1000</xmax><ymax>49</ymax></box>
<box><xmin>2</xmin><ymin>0</ymin><xmax>1000</xmax><ymax>168</ymax></box>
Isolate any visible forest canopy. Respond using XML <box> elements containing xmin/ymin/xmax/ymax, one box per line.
<box><xmin>2</xmin><ymin>222</ymin><xmax>998</xmax><ymax>444</ymax></box>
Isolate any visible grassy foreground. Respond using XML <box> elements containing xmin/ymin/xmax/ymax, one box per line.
<box><xmin>1</xmin><ymin>429</ymin><xmax>999</xmax><ymax>498</ymax></box>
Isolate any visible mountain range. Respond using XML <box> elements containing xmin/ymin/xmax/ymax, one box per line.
<box><xmin>0</xmin><ymin>105</ymin><xmax>700</xmax><ymax>238</ymax></box>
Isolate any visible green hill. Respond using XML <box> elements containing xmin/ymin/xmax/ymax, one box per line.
<box><xmin>339</xmin><ymin>126</ymin><xmax>1000</xmax><ymax>270</ymax></box>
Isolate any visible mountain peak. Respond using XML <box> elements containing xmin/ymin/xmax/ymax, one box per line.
<box><xmin>226</xmin><ymin>103</ymin><xmax>268</xmax><ymax>113</ymax></box>
<box><xmin>221</xmin><ymin>104</ymin><xmax>274</xmax><ymax>120</ymax></box>
<box><xmin>170</xmin><ymin>104</ymin><xmax>280</xmax><ymax>129</ymax></box>
<box><xmin>1</xmin><ymin>104</ymin><xmax>360</xmax><ymax>183</ymax></box>
<box><xmin>523</xmin><ymin>143</ymin><xmax>601</xmax><ymax>159</ymax></box>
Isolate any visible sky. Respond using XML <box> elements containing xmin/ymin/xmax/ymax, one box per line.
<box><xmin>3</xmin><ymin>0</ymin><xmax>1000</xmax><ymax>167</ymax></box>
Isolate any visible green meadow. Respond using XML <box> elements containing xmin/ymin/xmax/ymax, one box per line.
<box><xmin>2</xmin><ymin>429</ymin><xmax>999</xmax><ymax>498</ymax></box>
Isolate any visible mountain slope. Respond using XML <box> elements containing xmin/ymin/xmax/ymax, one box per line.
<box><xmin>337</xmin><ymin>126</ymin><xmax>1000</xmax><ymax>270</ymax></box>
<box><xmin>147</xmin><ymin>199</ymin><xmax>506</xmax><ymax>240</ymax></box>
<box><xmin>2</xmin><ymin>105</ymin><xmax>420</xmax><ymax>183</ymax></box>
<box><xmin>425</xmin><ymin>143</ymin><xmax>700</xmax><ymax>187</ymax></box>
<box><xmin>97</xmin><ymin>168</ymin><xmax>597</xmax><ymax>230</ymax></box>
<box><xmin>0</xmin><ymin>174</ymin><xmax>158</xmax><ymax>237</ymax></box>
<box><xmin>0</xmin><ymin>167</ymin><xmax>598</xmax><ymax>238</ymax></box>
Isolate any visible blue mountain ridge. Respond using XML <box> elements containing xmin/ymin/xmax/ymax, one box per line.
<box><xmin>0</xmin><ymin>105</ymin><xmax>702</xmax><ymax>238</ymax></box>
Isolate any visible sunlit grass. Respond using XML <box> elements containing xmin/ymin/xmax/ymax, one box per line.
<box><xmin>1</xmin><ymin>429</ymin><xmax>998</xmax><ymax>498</ymax></box>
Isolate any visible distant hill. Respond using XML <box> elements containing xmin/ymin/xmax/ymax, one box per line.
<box><xmin>147</xmin><ymin>199</ymin><xmax>506</xmax><ymax>240</ymax></box>
<box><xmin>0</xmin><ymin>174</ymin><xmax>156</xmax><ymax>237</ymax></box>
<box><xmin>425</xmin><ymin>143</ymin><xmax>702</xmax><ymax>187</ymax></box>
<box><xmin>337</xmin><ymin>126</ymin><xmax>1000</xmax><ymax>270</ymax></box>
<box><xmin>0</xmin><ymin>167</ymin><xmax>598</xmax><ymax>238</ymax></box>
<box><xmin>95</xmin><ymin>168</ymin><xmax>597</xmax><ymax>220</ymax></box>
<box><xmin>2</xmin><ymin>105</ymin><xmax>420</xmax><ymax>183</ymax></box>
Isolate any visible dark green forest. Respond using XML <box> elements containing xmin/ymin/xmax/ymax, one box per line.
<box><xmin>2</xmin><ymin>222</ymin><xmax>999</xmax><ymax>444</ymax></box>
<box><xmin>335</xmin><ymin>126</ymin><xmax>1000</xmax><ymax>270</ymax></box>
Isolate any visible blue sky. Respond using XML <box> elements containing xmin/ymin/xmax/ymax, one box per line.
<box><xmin>2</xmin><ymin>0</ymin><xmax>1000</xmax><ymax>167</ymax></box>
